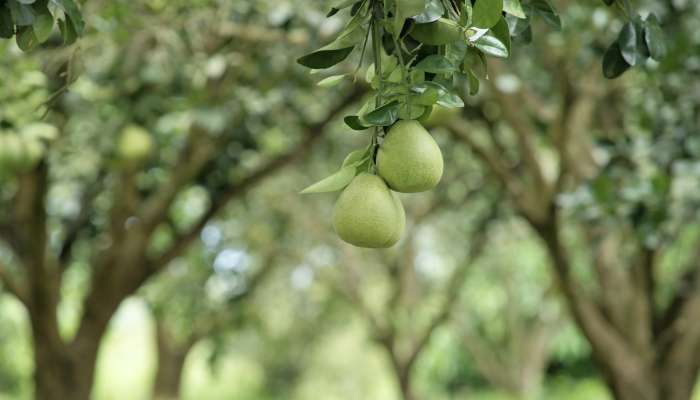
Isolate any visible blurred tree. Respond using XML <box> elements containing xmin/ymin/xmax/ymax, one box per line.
<box><xmin>454</xmin><ymin>222</ymin><xmax>564</xmax><ymax>400</ymax></box>
<box><xmin>143</xmin><ymin>205</ymin><xmax>296</xmax><ymax>400</ymax></box>
<box><xmin>297</xmin><ymin>181</ymin><xmax>500</xmax><ymax>400</ymax></box>
<box><xmin>444</xmin><ymin>1</ymin><xmax>700</xmax><ymax>399</ymax></box>
<box><xmin>0</xmin><ymin>1</ymin><xmax>694</xmax><ymax>399</ymax></box>
<box><xmin>146</xmin><ymin>250</ymin><xmax>277</xmax><ymax>400</ymax></box>
<box><xmin>0</xmin><ymin>1</ymin><xmax>362</xmax><ymax>399</ymax></box>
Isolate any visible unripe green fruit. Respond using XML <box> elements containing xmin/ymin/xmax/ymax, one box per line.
<box><xmin>333</xmin><ymin>173</ymin><xmax>405</xmax><ymax>248</ymax></box>
<box><xmin>377</xmin><ymin>120</ymin><xmax>444</xmax><ymax>193</ymax></box>
<box><xmin>410</xmin><ymin>18</ymin><xmax>463</xmax><ymax>46</ymax></box>
<box><xmin>422</xmin><ymin>105</ymin><xmax>460</xmax><ymax>128</ymax></box>
<box><xmin>117</xmin><ymin>125</ymin><xmax>153</xmax><ymax>163</ymax></box>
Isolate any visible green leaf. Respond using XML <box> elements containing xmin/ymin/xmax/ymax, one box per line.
<box><xmin>50</xmin><ymin>0</ymin><xmax>84</xmax><ymax>34</ymax></box>
<box><xmin>394</xmin><ymin>0</ymin><xmax>426</xmax><ymax>36</ymax></box>
<box><xmin>327</xmin><ymin>0</ymin><xmax>358</xmax><ymax>17</ymax></box>
<box><xmin>437</xmin><ymin>91</ymin><xmax>464</xmax><ymax>108</ymax></box>
<box><xmin>410</xmin><ymin>81</ymin><xmax>443</xmax><ymax>106</ymax></box>
<box><xmin>491</xmin><ymin>17</ymin><xmax>511</xmax><ymax>55</ymax></box>
<box><xmin>298</xmin><ymin>47</ymin><xmax>354</xmax><ymax>69</ymax></box>
<box><xmin>643</xmin><ymin>14</ymin><xmax>666</xmax><ymax>61</ymax></box>
<box><xmin>472</xmin><ymin>0</ymin><xmax>503</xmax><ymax>29</ymax></box>
<box><xmin>411</xmin><ymin>90</ymin><xmax>439</xmax><ymax>106</ymax></box>
<box><xmin>57</xmin><ymin>16</ymin><xmax>77</xmax><ymax>44</ymax></box>
<box><xmin>463</xmin><ymin>46</ymin><xmax>488</xmax><ymax>77</ymax></box>
<box><xmin>412</xmin><ymin>81</ymin><xmax>447</xmax><ymax>97</ymax></box>
<box><xmin>344</xmin><ymin>115</ymin><xmax>368</xmax><ymax>131</ymax></box>
<box><xmin>466</xmin><ymin>69</ymin><xmax>480</xmax><ymax>95</ymax></box>
<box><xmin>317</xmin><ymin>74</ymin><xmax>347</xmax><ymax>88</ymax></box>
<box><xmin>298</xmin><ymin>11</ymin><xmax>368</xmax><ymax>69</ymax></box>
<box><xmin>459</xmin><ymin>2</ymin><xmax>473</xmax><ymax>27</ymax></box>
<box><xmin>301</xmin><ymin>165</ymin><xmax>358</xmax><ymax>194</ymax></box>
<box><xmin>618</xmin><ymin>21</ymin><xmax>647</xmax><ymax>66</ymax></box>
<box><xmin>475</xmin><ymin>34</ymin><xmax>509</xmax><ymax>58</ymax></box>
<box><xmin>414</xmin><ymin>81</ymin><xmax>463</xmax><ymax>108</ymax></box>
<box><xmin>16</xmin><ymin>25</ymin><xmax>37</xmax><ymax>50</ymax></box>
<box><xmin>503</xmin><ymin>0</ymin><xmax>526</xmax><ymax>19</ymax></box>
<box><xmin>8</xmin><ymin>1</ymin><xmax>35</xmax><ymax>26</ymax></box>
<box><xmin>342</xmin><ymin>148</ymin><xmax>371</xmax><ymax>167</ymax></box>
<box><xmin>415</xmin><ymin>55</ymin><xmax>457</xmax><ymax>74</ymax></box>
<box><xmin>363</xmin><ymin>101</ymin><xmax>401</xmax><ymax>126</ymax></box>
<box><xmin>0</xmin><ymin>6</ymin><xmax>14</xmax><ymax>39</ymax></box>
<box><xmin>32</xmin><ymin>6</ymin><xmax>53</xmax><ymax>43</ymax></box>
<box><xmin>602</xmin><ymin>42</ymin><xmax>631</xmax><ymax>79</ymax></box>
<box><xmin>506</xmin><ymin>14</ymin><xmax>530</xmax><ymax>36</ymax></box>
<box><xmin>529</xmin><ymin>0</ymin><xmax>560</xmax><ymax>30</ymax></box>
<box><xmin>344</xmin><ymin>100</ymin><xmax>402</xmax><ymax>130</ymax></box>
<box><xmin>414</xmin><ymin>0</ymin><xmax>444</xmax><ymax>24</ymax></box>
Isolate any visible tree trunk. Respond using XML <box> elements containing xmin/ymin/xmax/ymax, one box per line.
<box><xmin>30</xmin><ymin>264</ymin><xmax>131</xmax><ymax>400</ymax></box>
<box><xmin>31</xmin><ymin>328</ymin><xmax>102</xmax><ymax>400</ymax></box>
<box><xmin>532</xmin><ymin>217</ymin><xmax>700</xmax><ymax>400</ymax></box>
<box><xmin>396</xmin><ymin>369</ymin><xmax>415</xmax><ymax>400</ymax></box>
<box><xmin>152</xmin><ymin>321</ymin><xmax>194</xmax><ymax>400</ymax></box>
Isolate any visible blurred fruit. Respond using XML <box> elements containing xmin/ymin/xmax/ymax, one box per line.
<box><xmin>333</xmin><ymin>173</ymin><xmax>405</xmax><ymax>248</ymax></box>
<box><xmin>117</xmin><ymin>125</ymin><xmax>153</xmax><ymax>164</ymax></box>
<box><xmin>377</xmin><ymin>120</ymin><xmax>443</xmax><ymax>193</ymax></box>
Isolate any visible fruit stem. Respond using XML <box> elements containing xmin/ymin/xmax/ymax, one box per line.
<box><xmin>370</xmin><ymin>0</ymin><xmax>384</xmax><ymax>173</ymax></box>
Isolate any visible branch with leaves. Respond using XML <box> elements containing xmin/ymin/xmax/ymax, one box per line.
<box><xmin>0</xmin><ymin>0</ymin><xmax>84</xmax><ymax>50</ymax></box>
<box><xmin>299</xmin><ymin>0</ymin><xmax>537</xmax><ymax>249</ymax></box>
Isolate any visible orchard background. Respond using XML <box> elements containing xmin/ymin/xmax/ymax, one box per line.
<box><xmin>0</xmin><ymin>0</ymin><xmax>699</xmax><ymax>399</ymax></box>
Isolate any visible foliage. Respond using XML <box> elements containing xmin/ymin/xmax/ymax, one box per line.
<box><xmin>0</xmin><ymin>0</ymin><xmax>84</xmax><ymax>50</ymax></box>
<box><xmin>0</xmin><ymin>0</ymin><xmax>698</xmax><ymax>399</ymax></box>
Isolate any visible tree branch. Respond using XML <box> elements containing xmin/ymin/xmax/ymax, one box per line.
<box><xmin>0</xmin><ymin>261</ymin><xmax>28</xmax><ymax>305</ymax></box>
<box><xmin>138</xmin><ymin>127</ymin><xmax>221</xmax><ymax>236</ymax></box>
<box><xmin>404</xmin><ymin>200</ymin><xmax>497</xmax><ymax>369</ymax></box>
<box><xmin>58</xmin><ymin>168</ymin><xmax>108</xmax><ymax>267</ymax></box>
<box><xmin>147</xmin><ymin>88</ymin><xmax>363</xmax><ymax>273</ymax></box>
<box><xmin>191</xmin><ymin>250</ymin><xmax>280</xmax><ymax>341</ymax></box>
<box><xmin>336</xmin><ymin>245</ymin><xmax>390</xmax><ymax>339</ymax></box>
<box><xmin>486</xmin><ymin>66</ymin><xmax>549</xmax><ymax>200</ymax></box>
<box><xmin>534</xmin><ymin>211</ymin><xmax>653</xmax><ymax>392</ymax></box>
<box><xmin>447</xmin><ymin>121</ymin><xmax>522</xmax><ymax>200</ymax></box>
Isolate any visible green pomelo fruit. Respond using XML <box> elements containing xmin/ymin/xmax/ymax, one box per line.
<box><xmin>333</xmin><ymin>173</ymin><xmax>405</xmax><ymax>248</ymax></box>
<box><xmin>377</xmin><ymin>120</ymin><xmax>444</xmax><ymax>193</ymax></box>
<box><xmin>410</xmin><ymin>18</ymin><xmax>463</xmax><ymax>46</ymax></box>
<box><xmin>118</xmin><ymin>125</ymin><xmax>153</xmax><ymax>163</ymax></box>
<box><xmin>422</xmin><ymin>105</ymin><xmax>460</xmax><ymax>128</ymax></box>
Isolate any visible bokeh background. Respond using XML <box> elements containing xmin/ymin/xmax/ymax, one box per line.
<box><xmin>1</xmin><ymin>0</ymin><xmax>700</xmax><ymax>399</ymax></box>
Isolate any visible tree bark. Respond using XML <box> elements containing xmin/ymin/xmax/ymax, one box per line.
<box><xmin>152</xmin><ymin>321</ymin><xmax>194</xmax><ymax>400</ymax></box>
<box><xmin>533</xmin><ymin>215</ymin><xmax>700</xmax><ymax>400</ymax></box>
<box><xmin>393</xmin><ymin>366</ymin><xmax>416</xmax><ymax>400</ymax></box>
<box><xmin>31</xmin><ymin>327</ymin><xmax>103</xmax><ymax>400</ymax></box>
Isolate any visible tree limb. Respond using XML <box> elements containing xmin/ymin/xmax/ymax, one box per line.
<box><xmin>58</xmin><ymin>168</ymin><xmax>108</xmax><ymax>267</ymax></box>
<box><xmin>0</xmin><ymin>261</ymin><xmax>28</xmax><ymax>305</ymax></box>
<box><xmin>404</xmin><ymin>199</ymin><xmax>497</xmax><ymax>369</ymax></box>
<box><xmin>486</xmin><ymin>66</ymin><xmax>549</xmax><ymax>202</ymax></box>
<box><xmin>147</xmin><ymin>88</ymin><xmax>364</xmax><ymax>273</ymax></box>
<box><xmin>534</xmin><ymin>212</ymin><xmax>654</xmax><ymax>395</ymax></box>
<box><xmin>190</xmin><ymin>250</ymin><xmax>280</xmax><ymax>341</ymax></box>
